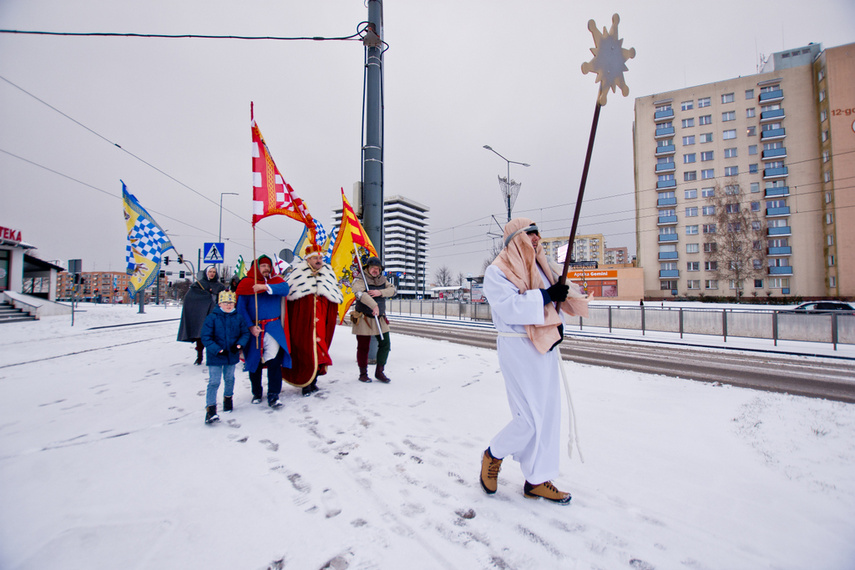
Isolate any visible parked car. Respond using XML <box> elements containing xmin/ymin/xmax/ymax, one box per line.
<box><xmin>791</xmin><ymin>301</ymin><xmax>855</xmax><ymax>314</ymax></box>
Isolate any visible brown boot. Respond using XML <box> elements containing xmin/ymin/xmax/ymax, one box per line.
<box><xmin>358</xmin><ymin>367</ymin><xmax>371</xmax><ymax>383</ymax></box>
<box><xmin>374</xmin><ymin>365</ymin><xmax>391</xmax><ymax>383</ymax></box>
<box><xmin>523</xmin><ymin>481</ymin><xmax>571</xmax><ymax>505</ymax></box>
<box><xmin>479</xmin><ymin>448</ymin><xmax>502</xmax><ymax>494</ymax></box>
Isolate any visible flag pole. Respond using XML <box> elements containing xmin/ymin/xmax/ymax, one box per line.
<box><xmin>355</xmin><ymin>245</ymin><xmax>383</xmax><ymax>332</ymax></box>
<box><xmin>252</xmin><ymin>224</ymin><xmax>259</xmax><ymax>350</ymax></box>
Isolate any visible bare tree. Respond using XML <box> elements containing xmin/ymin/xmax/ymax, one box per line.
<box><xmin>456</xmin><ymin>272</ymin><xmax>465</xmax><ymax>286</ymax></box>
<box><xmin>704</xmin><ymin>180</ymin><xmax>768</xmax><ymax>300</ymax></box>
<box><xmin>482</xmin><ymin>240</ymin><xmax>503</xmax><ymax>272</ymax></box>
<box><xmin>434</xmin><ymin>265</ymin><xmax>453</xmax><ymax>287</ymax></box>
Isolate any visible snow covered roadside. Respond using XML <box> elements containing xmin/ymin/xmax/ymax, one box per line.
<box><xmin>1</xmin><ymin>305</ymin><xmax>854</xmax><ymax>569</ymax></box>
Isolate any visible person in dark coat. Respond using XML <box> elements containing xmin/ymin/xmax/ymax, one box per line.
<box><xmin>236</xmin><ymin>255</ymin><xmax>291</xmax><ymax>408</ymax></box>
<box><xmin>178</xmin><ymin>265</ymin><xmax>225</xmax><ymax>364</ymax></box>
<box><xmin>200</xmin><ymin>290</ymin><xmax>251</xmax><ymax>424</ymax></box>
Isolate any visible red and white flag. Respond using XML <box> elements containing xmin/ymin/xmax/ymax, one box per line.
<box><xmin>250</xmin><ymin>105</ymin><xmax>317</xmax><ymax>240</ymax></box>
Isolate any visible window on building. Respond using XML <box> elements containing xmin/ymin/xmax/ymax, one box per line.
<box><xmin>828</xmin><ymin>255</ymin><xmax>835</xmax><ymax>267</ymax></box>
<box><xmin>821</xmin><ymin>130</ymin><xmax>829</xmax><ymax>142</ymax></box>
<box><xmin>700</xmin><ymin>132</ymin><xmax>713</xmax><ymax>143</ymax></box>
<box><xmin>724</xmin><ymin>166</ymin><xmax>739</xmax><ymax>176</ymax></box>
<box><xmin>685</xmin><ymin>188</ymin><xmax>698</xmax><ymax>199</ymax></box>
<box><xmin>830</xmin><ymin>276</ymin><xmax>837</xmax><ymax>288</ymax></box>
<box><xmin>687</xmin><ymin>261</ymin><xmax>700</xmax><ymax>271</ymax></box>
<box><xmin>660</xmin><ymin>280</ymin><xmax>678</xmax><ymax>291</ymax></box>
<box><xmin>683</xmin><ymin>153</ymin><xmax>696</xmax><ymax>164</ymax></box>
<box><xmin>699</xmin><ymin>115</ymin><xmax>712</xmax><ymax>125</ymax></box>
<box><xmin>746</xmin><ymin>126</ymin><xmax>757</xmax><ymax>136</ymax></box>
<box><xmin>685</xmin><ymin>206</ymin><xmax>698</xmax><ymax>217</ymax></box>
<box><xmin>682</xmin><ymin>135</ymin><xmax>695</xmax><ymax>145</ymax></box>
<box><xmin>745</xmin><ymin>89</ymin><xmax>754</xmax><ymax>99</ymax></box>
<box><xmin>701</xmin><ymin>187</ymin><xmax>715</xmax><ymax>198</ymax></box>
<box><xmin>751</xmin><ymin>201</ymin><xmax>760</xmax><ymax>212</ymax></box>
<box><xmin>749</xmin><ymin>145</ymin><xmax>758</xmax><ymax>155</ymax></box>
<box><xmin>701</xmin><ymin>169</ymin><xmax>715</xmax><ymax>179</ymax></box>
<box><xmin>729</xmin><ymin>280</ymin><xmax>744</xmax><ymax>290</ymax></box>
<box><xmin>722</xmin><ymin>93</ymin><xmax>735</xmax><ymax>104</ymax></box>
<box><xmin>749</xmin><ymin>163</ymin><xmax>758</xmax><ymax>174</ymax></box>
<box><xmin>723</xmin><ymin>129</ymin><xmax>737</xmax><ymax>140</ymax></box>
<box><xmin>704</xmin><ymin>242</ymin><xmax>717</xmax><ymax>253</ymax></box>
<box><xmin>681</xmin><ymin>100</ymin><xmax>694</xmax><ymax>111</ymax></box>
<box><xmin>687</xmin><ymin>280</ymin><xmax>701</xmax><ymax>290</ymax></box>
<box><xmin>819</xmin><ymin>89</ymin><xmax>826</xmax><ymax>102</ymax></box>
<box><xmin>746</xmin><ymin>108</ymin><xmax>756</xmax><ymax>118</ymax></box>
<box><xmin>823</xmin><ymin>151</ymin><xmax>830</xmax><ymax>163</ymax></box>
<box><xmin>682</xmin><ymin>118</ymin><xmax>695</xmax><ymax>128</ymax></box>
<box><xmin>703</xmin><ymin>224</ymin><xmax>716</xmax><ymax>234</ymax></box>
<box><xmin>660</xmin><ymin>226</ymin><xmax>677</xmax><ymax>236</ymax></box>
<box><xmin>686</xmin><ymin>243</ymin><xmax>699</xmax><ymax>253</ymax></box>
<box><xmin>698</xmin><ymin>97</ymin><xmax>711</xmax><ymax>108</ymax></box>
<box><xmin>702</xmin><ymin>205</ymin><xmax>715</xmax><ymax>216</ymax></box>
<box><xmin>686</xmin><ymin>225</ymin><xmax>699</xmax><ymax>235</ymax></box>
<box><xmin>820</xmin><ymin>110</ymin><xmax>827</xmax><ymax>122</ymax></box>
<box><xmin>684</xmin><ymin>171</ymin><xmax>697</xmax><ymax>181</ymax></box>
<box><xmin>817</xmin><ymin>69</ymin><xmax>825</xmax><ymax>82</ymax></box>
<box><xmin>705</xmin><ymin>261</ymin><xmax>718</xmax><ymax>271</ymax></box>
<box><xmin>750</xmin><ymin>182</ymin><xmax>760</xmax><ymax>193</ymax></box>
<box><xmin>723</xmin><ymin>148</ymin><xmax>737</xmax><ymax>158</ymax></box>
<box><xmin>705</xmin><ymin>279</ymin><xmax>718</xmax><ymax>290</ymax></box>
<box><xmin>722</xmin><ymin>111</ymin><xmax>736</xmax><ymax>122</ymax></box>
<box><xmin>724</xmin><ymin>184</ymin><xmax>739</xmax><ymax>195</ymax></box>
<box><xmin>701</xmin><ymin>151</ymin><xmax>714</xmax><ymax>161</ymax></box>
<box><xmin>826</xmin><ymin>213</ymin><xmax>834</xmax><ymax>225</ymax></box>
<box><xmin>657</xmin><ymin>138</ymin><xmax>674</xmax><ymax>148</ymax></box>
<box><xmin>725</xmin><ymin>203</ymin><xmax>740</xmax><ymax>214</ymax></box>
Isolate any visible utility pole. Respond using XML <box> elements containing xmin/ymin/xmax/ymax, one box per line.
<box><xmin>362</xmin><ymin>0</ymin><xmax>384</xmax><ymax>258</ymax></box>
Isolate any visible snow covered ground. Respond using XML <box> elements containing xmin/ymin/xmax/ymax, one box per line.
<box><xmin>1</xmin><ymin>304</ymin><xmax>854</xmax><ymax>570</ymax></box>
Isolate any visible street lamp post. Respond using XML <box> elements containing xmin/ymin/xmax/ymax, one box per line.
<box><xmin>483</xmin><ymin>145</ymin><xmax>530</xmax><ymax>222</ymax></box>
<box><xmin>219</xmin><ymin>192</ymin><xmax>239</xmax><ymax>243</ymax></box>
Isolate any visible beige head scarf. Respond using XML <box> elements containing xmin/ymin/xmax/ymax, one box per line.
<box><xmin>492</xmin><ymin>218</ymin><xmax>590</xmax><ymax>354</ymax></box>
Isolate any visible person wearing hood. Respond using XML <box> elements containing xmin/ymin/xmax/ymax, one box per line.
<box><xmin>479</xmin><ymin>218</ymin><xmax>590</xmax><ymax>505</ymax></box>
<box><xmin>235</xmin><ymin>255</ymin><xmax>291</xmax><ymax>408</ymax></box>
<box><xmin>177</xmin><ymin>265</ymin><xmax>225</xmax><ymax>365</ymax></box>
<box><xmin>283</xmin><ymin>244</ymin><xmax>344</xmax><ymax>396</ymax></box>
<box><xmin>350</xmin><ymin>256</ymin><xmax>396</xmax><ymax>383</ymax></box>
<box><xmin>200</xmin><ymin>290</ymin><xmax>251</xmax><ymax>424</ymax></box>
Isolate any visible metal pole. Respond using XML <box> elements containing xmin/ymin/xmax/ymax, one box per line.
<box><xmin>362</xmin><ymin>0</ymin><xmax>384</xmax><ymax>260</ymax></box>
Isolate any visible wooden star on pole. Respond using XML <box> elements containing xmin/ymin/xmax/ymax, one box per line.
<box><xmin>581</xmin><ymin>14</ymin><xmax>636</xmax><ymax>106</ymax></box>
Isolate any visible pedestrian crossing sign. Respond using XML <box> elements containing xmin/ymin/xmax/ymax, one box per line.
<box><xmin>203</xmin><ymin>242</ymin><xmax>225</xmax><ymax>264</ymax></box>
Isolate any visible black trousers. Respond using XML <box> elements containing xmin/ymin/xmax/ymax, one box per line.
<box><xmin>249</xmin><ymin>348</ymin><xmax>284</xmax><ymax>403</ymax></box>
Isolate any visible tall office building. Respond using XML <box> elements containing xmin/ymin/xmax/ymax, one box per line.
<box><xmin>633</xmin><ymin>42</ymin><xmax>854</xmax><ymax>299</ymax></box>
<box><xmin>332</xmin><ymin>194</ymin><xmax>430</xmax><ymax>298</ymax></box>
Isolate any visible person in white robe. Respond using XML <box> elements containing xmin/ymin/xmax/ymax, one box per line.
<box><xmin>479</xmin><ymin>217</ymin><xmax>589</xmax><ymax>504</ymax></box>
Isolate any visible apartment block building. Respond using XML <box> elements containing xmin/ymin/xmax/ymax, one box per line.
<box><xmin>604</xmin><ymin>246</ymin><xmax>630</xmax><ymax>265</ymax></box>
<box><xmin>56</xmin><ymin>271</ymin><xmax>166</xmax><ymax>303</ymax></box>
<box><xmin>542</xmin><ymin>234</ymin><xmax>606</xmax><ymax>265</ymax></box>
<box><xmin>332</xmin><ymin>194</ymin><xmax>430</xmax><ymax>298</ymax></box>
<box><xmin>634</xmin><ymin>42</ymin><xmax>854</xmax><ymax>299</ymax></box>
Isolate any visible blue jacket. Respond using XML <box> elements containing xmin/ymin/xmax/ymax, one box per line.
<box><xmin>200</xmin><ymin>306</ymin><xmax>251</xmax><ymax>366</ymax></box>
<box><xmin>236</xmin><ymin>280</ymin><xmax>291</xmax><ymax>372</ymax></box>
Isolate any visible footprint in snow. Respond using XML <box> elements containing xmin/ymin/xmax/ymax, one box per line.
<box><xmin>322</xmin><ymin>488</ymin><xmax>342</xmax><ymax>518</ymax></box>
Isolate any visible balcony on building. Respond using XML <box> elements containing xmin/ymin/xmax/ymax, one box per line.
<box><xmin>767</xmin><ymin>226</ymin><xmax>792</xmax><ymax>237</ymax></box>
<box><xmin>766</xmin><ymin>206</ymin><xmax>791</xmax><ymax>217</ymax></box>
<box><xmin>762</xmin><ymin>147</ymin><xmax>788</xmax><ymax>160</ymax></box>
<box><xmin>760</xmin><ymin>127</ymin><xmax>786</xmax><ymax>141</ymax></box>
<box><xmin>655</xmin><ymin>162</ymin><xmax>676</xmax><ymax>173</ymax></box>
<box><xmin>659</xmin><ymin>270</ymin><xmax>680</xmax><ymax>278</ymax></box>
<box><xmin>760</xmin><ymin>108</ymin><xmax>786</xmax><ymax>122</ymax></box>
<box><xmin>655</xmin><ymin>144</ymin><xmax>676</xmax><ymax>156</ymax></box>
<box><xmin>768</xmin><ymin>266</ymin><xmax>793</xmax><ymax>275</ymax></box>
<box><xmin>765</xmin><ymin>186</ymin><xmax>790</xmax><ymax>197</ymax></box>
<box><xmin>764</xmin><ymin>166</ymin><xmax>788</xmax><ymax>179</ymax></box>
<box><xmin>656</xmin><ymin>196</ymin><xmax>677</xmax><ymax>206</ymax></box>
<box><xmin>658</xmin><ymin>234</ymin><xmax>679</xmax><ymax>243</ymax></box>
<box><xmin>656</xmin><ymin>180</ymin><xmax>677</xmax><ymax>190</ymax></box>
<box><xmin>767</xmin><ymin>246</ymin><xmax>792</xmax><ymax>256</ymax></box>
<box><xmin>658</xmin><ymin>251</ymin><xmax>679</xmax><ymax>260</ymax></box>
<box><xmin>657</xmin><ymin>215</ymin><xmax>678</xmax><ymax>225</ymax></box>
<box><xmin>654</xmin><ymin>109</ymin><xmax>675</xmax><ymax>121</ymax></box>
<box><xmin>655</xmin><ymin>126</ymin><xmax>675</xmax><ymax>138</ymax></box>
<box><xmin>759</xmin><ymin>89</ymin><xmax>784</xmax><ymax>103</ymax></box>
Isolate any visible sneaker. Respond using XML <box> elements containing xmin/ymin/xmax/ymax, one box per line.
<box><xmin>204</xmin><ymin>405</ymin><xmax>220</xmax><ymax>424</ymax></box>
<box><xmin>479</xmin><ymin>449</ymin><xmax>502</xmax><ymax>495</ymax></box>
<box><xmin>251</xmin><ymin>397</ymin><xmax>263</xmax><ymax>405</ymax></box>
<box><xmin>523</xmin><ymin>481</ymin><xmax>571</xmax><ymax>505</ymax></box>
<box><xmin>269</xmin><ymin>398</ymin><xmax>283</xmax><ymax>409</ymax></box>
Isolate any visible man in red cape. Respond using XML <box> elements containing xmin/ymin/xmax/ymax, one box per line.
<box><xmin>283</xmin><ymin>244</ymin><xmax>343</xmax><ymax>396</ymax></box>
<box><xmin>235</xmin><ymin>255</ymin><xmax>291</xmax><ymax>408</ymax></box>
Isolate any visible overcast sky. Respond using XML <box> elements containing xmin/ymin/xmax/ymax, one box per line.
<box><xmin>1</xmin><ymin>0</ymin><xmax>853</xmax><ymax>278</ymax></box>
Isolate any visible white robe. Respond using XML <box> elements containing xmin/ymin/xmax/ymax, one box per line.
<box><xmin>484</xmin><ymin>263</ymin><xmax>564</xmax><ymax>485</ymax></box>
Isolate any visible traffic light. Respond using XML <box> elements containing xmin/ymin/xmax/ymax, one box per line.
<box><xmin>164</xmin><ymin>256</ymin><xmax>170</xmax><ymax>265</ymax></box>
<box><xmin>178</xmin><ymin>254</ymin><xmax>184</xmax><ymax>264</ymax></box>
<box><xmin>159</xmin><ymin>270</ymin><xmax>165</xmax><ymax>278</ymax></box>
<box><xmin>179</xmin><ymin>271</ymin><xmax>185</xmax><ymax>278</ymax></box>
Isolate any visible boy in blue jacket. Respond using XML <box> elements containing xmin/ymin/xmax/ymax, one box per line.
<box><xmin>201</xmin><ymin>290</ymin><xmax>251</xmax><ymax>424</ymax></box>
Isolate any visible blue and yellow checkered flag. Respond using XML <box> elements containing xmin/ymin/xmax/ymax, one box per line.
<box><xmin>122</xmin><ymin>181</ymin><xmax>174</xmax><ymax>297</ymax></box>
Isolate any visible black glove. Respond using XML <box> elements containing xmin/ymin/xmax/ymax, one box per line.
<box><xmin>545</xmin><ymin>282</ymin><xmax>569</xmax><ymax>303</ymax></box>
<box><xmin>230</xmin><ymin>344</ymin><xmax>241</xmax><ymax>353</ymax></box>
